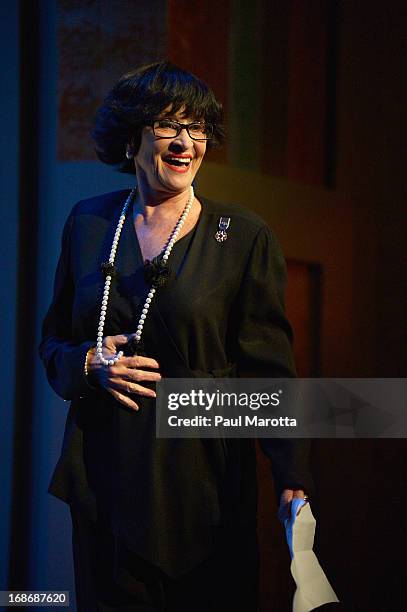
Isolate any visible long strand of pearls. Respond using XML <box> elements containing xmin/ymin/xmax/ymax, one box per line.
<box><xmin>95</xmin><ymin>186</ymin><xmax>194</xmax><ymax>366</ymax></box>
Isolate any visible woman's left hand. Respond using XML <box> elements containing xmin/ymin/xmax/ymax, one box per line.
<box><xmin>278</xmin><ymin>488</ymin><xmax>308</xmax><ymax>523</ymax></box>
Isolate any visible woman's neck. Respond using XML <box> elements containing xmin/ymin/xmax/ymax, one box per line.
<box><xmin>134</xmin><ymin>181</ymin><xmax>193</xmax><ymax>225</ymax></box>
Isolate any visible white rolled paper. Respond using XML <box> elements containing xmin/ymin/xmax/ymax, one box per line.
<box><xmin>284</xmin><ymin>498</ymin><xmax>339</xmax><ymax>612</ymax></box>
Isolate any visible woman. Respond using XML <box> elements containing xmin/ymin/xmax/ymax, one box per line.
<box><xmin>40</xmin><ymin>61</ymin><xmax>313</xmax><ymax>611</ymax></box>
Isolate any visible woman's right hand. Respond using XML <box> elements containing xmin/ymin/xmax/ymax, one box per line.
<box><xmin>86</xmin><ymin>334</ymin><xmax>161</xmax><ymax>411</ymax></box>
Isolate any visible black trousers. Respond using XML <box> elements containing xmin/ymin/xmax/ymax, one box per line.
<box><xmin>70</xmin><ymin>508</ymin><xmax>259</xmax><ymax>612</ymax></box>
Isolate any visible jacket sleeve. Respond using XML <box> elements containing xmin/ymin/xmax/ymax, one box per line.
<box><xmin>38</xmin><ymin>208</ymin><xmax>96</xmax><ymax>401</ymax></box>
<box><xmin>234</xmin><ymin>224</ymin><xmax>314</xmax><ymax>499</ymax></box>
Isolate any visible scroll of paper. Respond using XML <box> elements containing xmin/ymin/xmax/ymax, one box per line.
<box><xmin>284</xmin><ymin>499</ymin><xmax>339</xmax><ymax>612</ymax></box>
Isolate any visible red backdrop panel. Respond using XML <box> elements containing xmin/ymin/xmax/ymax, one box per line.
<box><xmin>167</xmin><ymin>0</ymin><xmax>230</xmax><ymax>164</ymax></box>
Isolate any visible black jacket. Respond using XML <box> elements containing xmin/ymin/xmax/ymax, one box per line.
<box><xmin>39</xmin><ymin>189</ymin><xmax>313</xmax><ymax>577</ymax></box>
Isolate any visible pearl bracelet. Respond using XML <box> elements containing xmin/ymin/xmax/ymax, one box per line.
<box><xmin>84</xmin><ymin>346</ymin><xmax>97</xmax><ymax>389</ymax></box>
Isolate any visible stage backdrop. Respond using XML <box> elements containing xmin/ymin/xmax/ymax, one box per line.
<box><xmin>3</xmin><ymin>2</ymin><xmax>406</xmax><ymax>612</ymax></box>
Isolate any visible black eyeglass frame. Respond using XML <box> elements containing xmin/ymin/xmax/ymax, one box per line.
<box><xmin>150</xmin><ymin>119</ymin><xmax>214</xmax><ymax>141</ymax></box>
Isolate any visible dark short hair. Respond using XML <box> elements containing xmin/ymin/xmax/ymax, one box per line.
<box><xmin>91</xmin><ymin>60</ymin><xmax>226</xmax><ymax>174</ymax></box>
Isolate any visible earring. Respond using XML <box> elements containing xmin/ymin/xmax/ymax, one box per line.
<box><xmin>126</xmin><ymin>148</ymin><xmax>134</xmax><ymax>160</ymax></box>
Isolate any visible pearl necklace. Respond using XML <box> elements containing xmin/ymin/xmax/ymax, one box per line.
<box><xmin>96</xmin><ymin>186</ymin><xmax>195</xmax><ymax>366</ymax></box>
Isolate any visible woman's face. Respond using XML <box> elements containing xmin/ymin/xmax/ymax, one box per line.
<box><xmin>133</xmin><ymin>107</ymin><xmax>207</xmax><ymax>196</ymax></box>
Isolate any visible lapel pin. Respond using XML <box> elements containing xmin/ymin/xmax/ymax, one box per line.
<box><xmin>214</xmin><ymin>216</ymin><xmax>231</xmax><ymax>242</ymax></box>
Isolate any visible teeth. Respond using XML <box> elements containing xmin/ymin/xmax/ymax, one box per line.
<box><xmin>165</xmin><ymin>157</ymin><xmax>191</xmax><ymax>164</ymax></box>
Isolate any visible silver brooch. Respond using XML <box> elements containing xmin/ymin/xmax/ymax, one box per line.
<box><xmin>214</xmin><ymin>216</ymin><xmax>231</xmax><ymax>242</ymax></box>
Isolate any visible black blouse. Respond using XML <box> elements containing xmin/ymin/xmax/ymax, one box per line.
<box><xmin>39</xmin><ymin>189</ymin><xmax>313</xmax><ymax>577</ymax></box>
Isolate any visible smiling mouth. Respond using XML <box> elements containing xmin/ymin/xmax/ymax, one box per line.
<box><xmin>163</xmin><ymin>156</ymin><xmax>192</xmax><ymax>168</ymax></box>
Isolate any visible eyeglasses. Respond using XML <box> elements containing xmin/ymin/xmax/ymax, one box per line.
<box><xmin>151</xmin><ymin>119</ymin><xmax>213</xmax><ymax>141</ymax></box>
